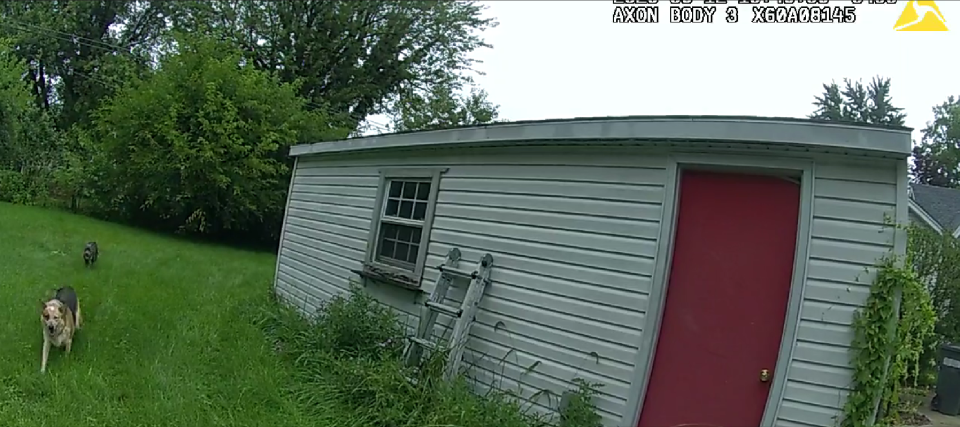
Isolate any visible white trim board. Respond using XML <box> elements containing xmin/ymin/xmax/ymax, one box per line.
<box><xmin>908</xmin><ymin>199</ymin><xmax>944</xmax><ymax>234</ymax></box>
<box><xmin>290</xmin><ymin>116</ymin><xmax>912</xmax><ymax>157</ymax></box>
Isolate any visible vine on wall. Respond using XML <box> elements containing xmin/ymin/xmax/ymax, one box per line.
<box><xmin>841</xmin><ymin>223</ymin><xmax>937</xmax><ymax>427</ymax></box>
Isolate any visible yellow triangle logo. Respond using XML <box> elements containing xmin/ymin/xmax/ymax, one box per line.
<box><xmin>894</xmin><ymin>0</ymin><xmax>948</xmax><ymax>31</ymax></box>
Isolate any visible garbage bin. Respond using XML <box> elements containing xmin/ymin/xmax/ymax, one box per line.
<box><xmin>933</xmin><ymin>344</ymin><xmax>960</xmax><ymax>415</ymax></box>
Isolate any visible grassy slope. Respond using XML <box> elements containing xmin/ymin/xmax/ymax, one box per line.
<box><xmin>0</xmin><ymin>203</ymin><xmax>314</xmax><ymax>427</ymax></box>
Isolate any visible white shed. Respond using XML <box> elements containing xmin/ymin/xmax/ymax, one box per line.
<box><xmin>273</xmin><ymin>116</ymin><xmax>912</xmax><ymax>427</ymax></box>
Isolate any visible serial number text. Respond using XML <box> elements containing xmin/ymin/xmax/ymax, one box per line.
<box><xmin>750</xmin><ymin>5</ymin><xmax>857</xmax><ymax>23</ymax></box>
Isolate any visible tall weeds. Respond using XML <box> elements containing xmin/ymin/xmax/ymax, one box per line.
<box><xmin>250</xmin><ymin>286</ymin><xmax>598</xmax><ymax>427</ymax></box>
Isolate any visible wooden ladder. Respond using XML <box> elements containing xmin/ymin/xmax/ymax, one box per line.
<box><xmin>402</xmin><ymin>247</ymin><xmax>494</xmax><ymax>381</ymax></box>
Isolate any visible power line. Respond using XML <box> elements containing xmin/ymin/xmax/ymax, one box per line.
<box><xmin>0</xmin><ymin>17</ymin><xmax>396</xmax><ymax>134</ymax></box>
<box><xmin>3</xmin><ymin>19</ymin><xmax>129</xmax><ymax>52</ymax></box>
<box><xmin>0</xmin><ymin>20</ymin><xmax>129</xmax><ymax>61</ymax></box>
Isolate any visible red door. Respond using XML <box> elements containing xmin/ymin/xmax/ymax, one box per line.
<box><xmin>636</xmin><ymin>170</ymin><xmax>800</xmax><ymax>427</ymax></box>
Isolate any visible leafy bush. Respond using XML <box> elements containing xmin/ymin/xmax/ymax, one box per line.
<box><xmin>87</xmin><ymin>32</ymin><xmax>346</xmax><ymax>245</ymax></box>
<box><xmin>42</xmin><ymin>127</ymin><xmax>98</xmax><ymax>212</ymax></box>
<box><xmin>251</xmin><ymin>286</ymin><xmax>602</xmax><ymax>427</ymax></box>
<box><xmin>311</xmin><ymin>289</ymin><xmax>406</xmax><ymax>360</ymax></box>
<box><xmin>0</xmin><ymin>169</ymin><xmax>27</xmax><ymax>203</ymax></box>
<box><xmin>0</xmin><ymin>37</ymin><xmax>67</xmax><ymax>207</ymax></box>
<box><xmin>257</xmin><ymin>285</ymin><xmax>406</xmax><ymax>362</ymax></box>
<box><xmin>0</xmin><ymin>38</ymin><xmax>35</xmax><ymax>171</ymax></box>
<box><xmin>559</xmin><ymin>379</ymin><xmax>604</xmax><ymax>427</ymax></box>
<box><xmin>906</xmin><ymin>223</ymin><xmax>960</xmax><ymax>387</ymax></box>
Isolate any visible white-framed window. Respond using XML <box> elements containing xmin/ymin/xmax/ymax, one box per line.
<box><xmin>362</xmin><ymin>168</ymin><xmax>446</xmax><ymax>286</ymax></box>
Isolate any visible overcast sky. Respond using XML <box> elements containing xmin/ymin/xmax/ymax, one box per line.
<box><xmin>369</xmin><ymin>1</ymin><xmax>957</xmax><ymax>143</ymax></box>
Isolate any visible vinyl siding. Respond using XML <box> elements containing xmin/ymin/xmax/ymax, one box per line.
<box><xmin>425</xmin><ymin>162</ymin><xmax>666</xmax><ymax>425</ymax></box>
<box><xmin>276</xmin><ymin>167</ymin><xmax>378</xmax><ymax>313</ymax></box>
<box><xmin>776</xmin><ymin>161</ymin><xmax>899</xmax><ymax>427</ymax></box>
<box><xmin>275</xmin><ymin>145</ymin><xmax>904</xmax><ymax>427</ymax></box>
<box><xmin>275</xmin><ymin>147</ymin><xmax>668</xmax><ymax>425</ymax></box>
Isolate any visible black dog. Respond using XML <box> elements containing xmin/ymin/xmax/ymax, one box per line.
<box><xmin>82</xmin><ymin>242</ymin><xmax>98</xmax><ymax>267</ymax></box>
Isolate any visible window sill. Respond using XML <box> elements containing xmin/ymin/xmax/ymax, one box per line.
<box><xmin>352</xmin><ymin>262</ymin><xmax>422</xmax><ymax>291</ymax></box>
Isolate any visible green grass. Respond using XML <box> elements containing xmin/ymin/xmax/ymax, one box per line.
<box><xmin>0</xmin><ymin>202</ymin><xmax>315</xmax><ymax>427</ymax></box>
<box><xmin>0</xmin><ymin>202</ymin><xmax>603</xmax><ymax>427</ymax></box>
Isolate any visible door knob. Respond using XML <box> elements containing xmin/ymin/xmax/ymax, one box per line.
<box><xmin>760</xmin><ymin>369</ymin><xmax>770</xmax><ymax>382</ymax></box>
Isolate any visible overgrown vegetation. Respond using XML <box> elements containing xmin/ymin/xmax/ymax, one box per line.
<box><xmin>0</xmin><ymin>37</ymin><xmax>62</xmax><ymax>206</ymax></box>
<box><xmin>558</xmin><ymin>379</ymin><xmax>604</xmax><ymax>427</ymax></box>
<box><xmin>842</xmin><ymin>224</ymin><xmax>939</xmax><ymax>427</ymax></box>
<box><xmin>254</xmin><ymin>285</ymin><xmax>603</xmax><ymax>427</ymax></box>
<box><xmin>0</xmin><ymin>203</ymin><xmax>602</xmax><ymax>426</ymax></box>
<box><xmin>85</xmin><ymin>33</ymin><xmax>341</xmax><ymax>244</ymax></box>
<box><xmin>0</xmin><ymin>203</ymin><xmax>318</xmax><ymax>426</ymax></box>
<box><xmin>909</xmin><ymin>223</ymin><xmax>960</xmax><ymax>351</ymax></box>
<box><xmin>0</xmin><ymin>0</ymin><xmax>501</xmax><ymax>246</ymax></box>
<box><xmin>810</xmin><ymin>79</ymin><xmax>960</xmax><ymax>424</ymax></box>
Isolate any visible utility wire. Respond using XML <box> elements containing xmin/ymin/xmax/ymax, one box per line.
<box><xmin>0</xmin><ymin>17</ymin><xmax>394</xmax><ymax>134</ymax></box>
<box><xmin>6</xmin><ymin>16</ymin><xmax>394</xmax><ymax>133</ymax></box>
<box><xmin>4</xmin><ymin>19</ymin><xmax>129</xmax><ymax>52</ymax></box>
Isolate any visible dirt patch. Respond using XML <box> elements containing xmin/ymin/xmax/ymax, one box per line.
<box><xmin>899</xmin><ymin>410</ymin><xmax>933</xmax><ymax>426</ymax></box>
<box><xmin>921</xmin><ymin>408</ymin><xmax>960</xmax><ymax>427</ymax></box>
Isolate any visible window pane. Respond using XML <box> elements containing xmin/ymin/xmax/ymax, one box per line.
<box><xmin>388</xmin><ymin>181</ymin><xmax>403</xmax><ymax>198</ymax></box>
<box><xmin>381</xmin><ymin>222</ymin><xmax>400</xmax><ymax>240</ymax></box>
<box><xmin>415</xmin><ymin>182</ymin><xmax>431</xmax><ymax>201</ymax></box>
<box><xmin>397</xmin><ymin>226</ymin><xmax>413</xmax><ymax>243</ymax></box>
<box><xmin>376</xmin><ymin>223</ymin><xmax>422</xmax><ymax>266</ymax></box>
<box><xmin>385</xmin><ymin>199</ymin><xmax>399</xmax><ymax>216</ymax></box>
<box><xmin>379</xmin><ymin>239</ymin><xmax>396</xmax><ymax>258</ymax></box>
<box><xmin>395</xmin><ymin>243</ymin><xmax>410</xmax><ymax>262</ymax></box>
<box><xmin>412</xmin><ymin>201</ymin><xmax>427</xmax><ymax>221</ymax></box>
<box><xmin>406</xmin><ymin>243</ymin><xmax>421</xmax><ymax>263</ymax></box>
<box><xmin>399</xmin><ymin>201</ymin><xmax>413</xmax><ymax>218</ymax></box>
<box><xmin>402</xmin><ymin>181</ymin><xmax>417</xmax><ymax>199</ymax></box>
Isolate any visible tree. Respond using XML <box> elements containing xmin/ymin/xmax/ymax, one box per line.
<box><xmin>809</xmin><ymin>76</ymin><xmax>906</xmax><ymax>126</ymax></box>
<box><xmin>907</xmin><ymin>222</ymin><xmax>960</xmax><ymax>387</ymax></box>
<box><xmin>390</xmin><ymin>82</ymin><xmax>499</xmax><ymax>132</ymax></box>
<box><xmin>0</xmin><ymin>0</ymin><xmax>503</xmax><ymax>243</ymax></box>
<box><xmin>911</xmin><ymin>96</ymin><xmax>960</xmax><ymax>187</ymax></box>
<box><xmin>0</xmin><ymin>37</ymin><xmax>60</xmax><ymax>203</ymax></box>
<box><xmin>0</xmin><ymin>0</ymin><xmax>179</xmax><ymax>129</ymax></box>
<box><xmin>87</xmin><ymin>33</ymin><xmax>346</xmax><ymax>244</ymax></box>
<box><xmin>0</xmin><ymin>37</ymin><xmax>37</xmax><ymax>171</ymax></box>
<box><xmin>174</xmin><ymin>0</ymin><xmax>498</xmax><ymax>131</ymax></box>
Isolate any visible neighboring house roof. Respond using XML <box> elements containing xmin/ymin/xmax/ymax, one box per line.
<box><xmin>909</xmin><ymin>183</ymin><xmax>960</xmax><ymax>236</ymax></box>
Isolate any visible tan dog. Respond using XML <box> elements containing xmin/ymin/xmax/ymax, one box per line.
<box><xmin>40</xmin><ymin>286</ymin><xmax>82</xmax><ymax>373</ymax></box>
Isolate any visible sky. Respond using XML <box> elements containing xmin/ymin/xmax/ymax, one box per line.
<box><xmin>368</xmin><ymin>0</ymin><xmax>958</xmax><ymax>144</ymax></box>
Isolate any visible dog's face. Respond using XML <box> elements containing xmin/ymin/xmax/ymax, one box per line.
<box><xmin>40</xmin><ymin>301</ymin><xmax>66</xmax><ymax>335</ymax></box>
<box><xmin>82</xmin><ymin>249</ymin><xmax>92</xmax><ymax>260</ymax></box>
